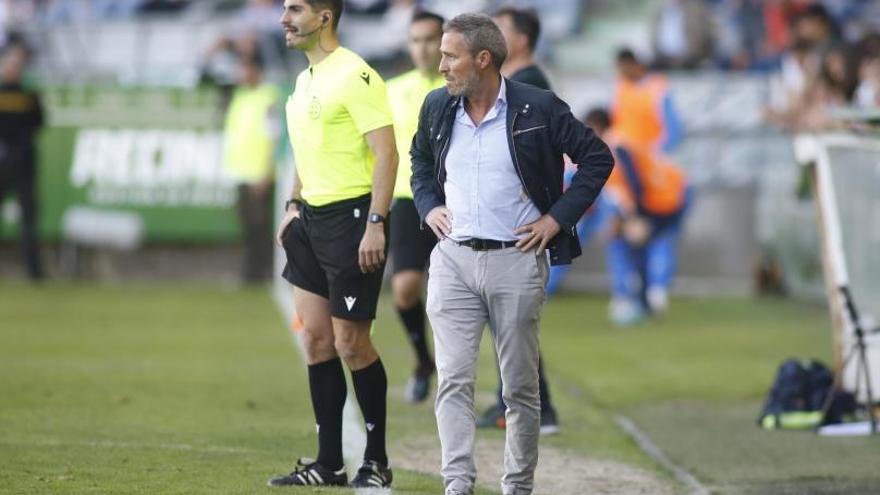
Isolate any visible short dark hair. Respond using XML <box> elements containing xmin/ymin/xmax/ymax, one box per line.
<box><xmin>616</xmin><ymin>48</ymin><xmax>639</xmax><ymax>65</ymax></box>
<box><xmin>793</xmin><ymin>4</ymin><xmax>840</xmax><ymax>40</ymax></box>
<box><xmin>799</xmin><ymin>4</ymin><xmax>834</xmax><ymax>26</ymax></box>
<box><xmin>304</xmin><ymin>0</ymin><xmax>343</xmax><ymax>30</ymax></box>
<box><xmin>444</xmin><ymin>13</ymin><xmax>507</xmax><ymax>70</ymax></box>
<box><xmin>584</xmin><ymin>107</ymin><xmax>611</xmax><ymax>132</ymax></box>
<box><xmin>493</xmin><ymin>7</ymin><xmax>541</xmax><ymax>52</ymax></box>
<box><xmin>412</xmin><ymin>10</ymin><xmax>444</xmax><ymax>29</ymax></box>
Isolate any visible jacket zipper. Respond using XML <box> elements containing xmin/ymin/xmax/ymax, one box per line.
<box><xmin>418</xmin><ymin>126</ymin><xmax>450</xmax><ymax>232</ymax></box>
<box><xmin>512</xmin><ymin>125</ymin><xmax>546</xmax><ymax>137</ymax></box>
<box><xmin>435</xmin><ymin>101</ymin><xmax>456</xmax><ymax>189</ymax></box>
<box><xmin>436</xmin><ymin>132</ymin><xmax>449</xmax><ymax>189</ymax></box>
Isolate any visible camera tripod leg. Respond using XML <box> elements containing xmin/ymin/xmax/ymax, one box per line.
<box><xmin>856</xmin><ymin>339</ymin><xmax>877</xmax><ymax>433</ymax></box>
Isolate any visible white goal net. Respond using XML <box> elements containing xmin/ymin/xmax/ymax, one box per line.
<box><xmin>812</xmin><ymin>133</ymin><xmax>880</xmax><ymax>402</ymax></box>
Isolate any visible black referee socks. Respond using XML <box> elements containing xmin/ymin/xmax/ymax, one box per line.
<box><xmin>397</xmin><ymin>301</ymin><xmax>432</xmax><ymax>366</ymax></box>
<box><xmin>351</xmin><ymin>358</ymin><xmax>388</xmax><ymax>466</ymax></box>
<box><xmin>308</xmin><ymin>357</ymin><xmax>347</xmax><ymax>471</ymax></box>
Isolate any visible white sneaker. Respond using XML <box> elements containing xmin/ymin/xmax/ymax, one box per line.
<box><xmin>609</xmin><ymin>298</ymin><xmax>644</xmax><ymax>327</ymax></box>
<box><xmin>647</xmin><ymin>286</ymin><xmax>669</xmax><ymax>314</ymax></box>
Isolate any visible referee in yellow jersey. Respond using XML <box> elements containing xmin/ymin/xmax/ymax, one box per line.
<box><xmin>270</xmin><ymin>0</ymin><xmax>397</xmax><ymax>488</ymax></box>
<box><xmin>387</xmin><ymin>10</ymin><xmax>445</xmax><ymax>404</ymax></box>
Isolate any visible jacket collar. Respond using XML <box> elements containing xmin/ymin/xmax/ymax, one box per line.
<box><xmin>440</xmin><ymin>77</ymin><xmax>533</xmax><ymax>138</ymax></box>
<box><xmin>504</xmin><ymin>77</ymin><xmax>533</xmax><ymax>120</ymax></box>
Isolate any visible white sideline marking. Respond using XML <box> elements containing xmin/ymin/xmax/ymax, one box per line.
<box><xmin>1</xmin><ymin>438</ymin><xmax>264</xmax><ymax>455</ymax></box>
<box><xmin>614</xmin><ymin>415</ymin><xmax>709</xmax><ymax>495</ymax></box>
<box><xmin>272</xmin><ymin>286</ymin><xmax>368</xmax><ymax>480</ymax></box>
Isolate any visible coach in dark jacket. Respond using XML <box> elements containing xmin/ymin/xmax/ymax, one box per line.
<box><xmin>410</xmin><ymin>49</ymin><xmax>611</xmax><ymax>269</ymax></box>
<box><xmin>409</xmin><ymin>13</ymin><xmax>612</xmax><ymax>495</ymax></box>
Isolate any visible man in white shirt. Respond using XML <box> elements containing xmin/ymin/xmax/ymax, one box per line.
<box><xmin>410</xmin><ymin>13</ymin><xmax>613</xmax><ymax>495</ymax></box>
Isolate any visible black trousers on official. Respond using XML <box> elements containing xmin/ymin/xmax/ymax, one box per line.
<box><xmin>236</xmin><ymin>183</ymin><xmax>274</xmax><ymax>283</ymax></box>
<box><xmin>0</xmin><ymin>152</ymin><xmax>43</xmax><ymax>280</ymax></box>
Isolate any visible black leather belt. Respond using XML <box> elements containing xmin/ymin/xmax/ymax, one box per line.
<box><xmin>455</xmin><ymin>238</ymin><xmax>518</xmax><ymax>251</ymax></box>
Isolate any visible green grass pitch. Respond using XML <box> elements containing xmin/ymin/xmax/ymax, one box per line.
<box><xmin>1</xmin><ymin>281</ymin><xmax>878</xmax><ymax>494</ymax></box>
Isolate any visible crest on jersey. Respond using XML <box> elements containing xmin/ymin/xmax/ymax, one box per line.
<box><xmin>308</xmin><ymin>97</ymin><xmax>321</xmax><ymax>119</ymax></box>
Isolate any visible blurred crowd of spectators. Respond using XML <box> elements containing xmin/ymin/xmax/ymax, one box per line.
<box><xmin>0</xmin><ymin>0</ymin><xmax>481</xmax><ymax>27</ymax></box>
<box><xmin>0</xmin><ymin>0</ymin><xmax>189</xmax><ymax>27</ymax></box>
<box><xmin>651</xmin><ymin>1</ymin><xmax>879</xmax><ymax>72</ymax></box>
<box><xmin>2</xmin><ymin>0</ymin><xmax>878</xmax><ymax>124</ymax></box>
<box><xmin>648</xmin><ymin>1</ymin><xmax>880</xmax><ymax>128</ymax></box>
<box><xmin>761</xmin><ymin>3</ymin><xmax>880</xmax><ymax>129</ymax></box>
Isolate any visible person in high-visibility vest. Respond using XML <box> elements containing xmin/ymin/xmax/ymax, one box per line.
<box><xmin>586</xmin><ymin>107</ymin><xmax>690</xmax><ymax>326</ymax></box>
<box><xmin>386</xmin><ymin>10</ymin><xmax>445</xmax><ymax>404</ymax></box>
<box><xmin>611</xmin><ymin>48</ymin><xmax>683</xmax><ymax>155</ymax></box>
<box><xmin>223</xmin><ymin>54</ymin><xmax>280</xmax><ymax>282</ymax></box>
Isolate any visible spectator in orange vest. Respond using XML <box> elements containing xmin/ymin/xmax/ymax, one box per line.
<box><xmin>586</xmin><ymin>107</ymin><xmax>690</xmax><ymax>326</ymax></box>
<box><xmin>611</xmin><ymin>48</ymin><xmax>683</xmax><ymax>155</ymax></box>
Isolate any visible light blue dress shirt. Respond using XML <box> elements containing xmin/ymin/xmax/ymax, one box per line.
<box><xmin>444</xmin><ymin>78</ymin><xmax>541</xmax><ymax>242</ymax></box>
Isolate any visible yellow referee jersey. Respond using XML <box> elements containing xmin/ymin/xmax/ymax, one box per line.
<box><xmin>286</xmin><ymin>47</ymin><xmax>393</xmax><ymax>206</ymax></box>
<box><xmin>387</xmin><ymin>69</ymin><xmax>445</xmax><ymax>199</ymax></box>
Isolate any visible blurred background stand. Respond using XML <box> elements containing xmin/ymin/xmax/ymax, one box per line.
<box><xmin>59</xmin><ymin>206</ymin><xmax>144</xmax><ymax>279</ymax></box>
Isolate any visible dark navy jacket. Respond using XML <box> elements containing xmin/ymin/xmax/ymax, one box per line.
<box><xmin>409</xmin><ymin>78</ymin><xmax>614</xmax><ymax>266</ymax></box>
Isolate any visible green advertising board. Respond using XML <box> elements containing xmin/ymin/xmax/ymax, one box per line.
<box><xmin>2</xmin><ymin>86</ymin><xmax>286</xmax><ymax>243</ymax></box>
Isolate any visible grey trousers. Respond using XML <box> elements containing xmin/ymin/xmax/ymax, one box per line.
<box><xmin>426</xmin><ymin>240</ymin><xmax>548</xmax><ymax>495</ymax></box>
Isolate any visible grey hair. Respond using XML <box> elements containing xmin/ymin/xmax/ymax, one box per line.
<box><xmin>444</xmin><ymin>13</ymin><xmax>507</xmax><ymax>70</ymax></box>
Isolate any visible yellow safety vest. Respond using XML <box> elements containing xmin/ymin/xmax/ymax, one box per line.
<box><xmin>387</xmin><ymin>69</ymin><xmax>445</xmax><ymax>199</ymax></box>
<box><xmin>224</xmin><ymin>83</ymin><xmax>280</xmax><ymax>184</ymax></box>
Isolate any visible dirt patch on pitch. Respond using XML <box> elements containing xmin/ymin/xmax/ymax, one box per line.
<box><xmin>391</xmin><ymin>435</ymin><xmax>677</xmax><ymax>495</ymax></box>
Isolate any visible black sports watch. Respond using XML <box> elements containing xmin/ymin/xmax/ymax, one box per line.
<box><xmin>368</xmin><ymin>212</ymin><xmax>385</xmax><ymax>224</ymax></box>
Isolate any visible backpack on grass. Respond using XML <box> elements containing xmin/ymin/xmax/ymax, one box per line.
<box><xmin>757</xmin><ymin>358</ymin><xmax>856</xmax><ymax>430</ymax></box>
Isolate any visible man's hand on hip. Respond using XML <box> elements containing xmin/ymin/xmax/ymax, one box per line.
<box><xmin>359</xmin><ymin>223</ymin><xmax>386</xmax><ymax>273</ymax></box>
<box><xmin>514</xmin><ymin>214</ymin><xmax>561</xmax><ymax>253</ymax></box>
<box><xmin>426</xmin><ymin>206</ymin><xmax>453</xmax><ymax>240</ymax></box>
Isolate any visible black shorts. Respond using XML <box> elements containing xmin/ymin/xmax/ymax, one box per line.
<box><xmin>390</xmin><ymin>198</ymin><xmax>437</xmax><ymax>275</ymax></box>
<box><xmin>281</xmin><ymin>194</ymin><xmax>388</xmax><ymax>320</ymax></box>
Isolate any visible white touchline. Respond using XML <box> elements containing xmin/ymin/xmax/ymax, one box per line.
<box><xmin>614</xmin><ymin>415</ymin><xmax>708</xmax><ymax>495</ymax></box>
